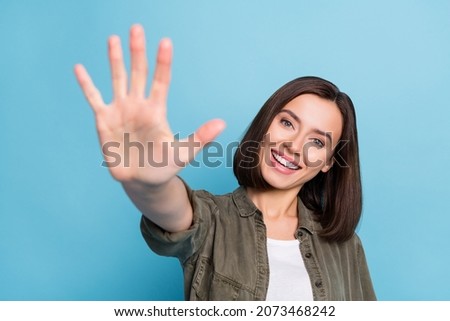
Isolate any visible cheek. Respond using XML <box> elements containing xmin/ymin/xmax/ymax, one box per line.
<box><xmin>303</xmin><ymin>148</ymin><xmax>330</xmax><ymax>169</ymax></box>
<box><xmin>265</xmin><ymin>125</ymin><xmax>291</xmax><ymax>142</ymax></box>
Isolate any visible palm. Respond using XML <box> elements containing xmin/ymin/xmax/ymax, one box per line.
<box><xmin>75</xmin><ymin>25</ymin><xmax>225</xmax><ymax>185</ymax></box>
<box><xmin>93</xmin><ymin>96</ymin><xmax>174</xmax><ymax>184</ymax></box>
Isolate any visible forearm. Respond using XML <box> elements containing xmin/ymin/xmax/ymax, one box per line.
<box><xmin>122</xmin><ymin>176</ymin><xmax>193</xmax><ymax>233</ymax></box>
<box><xmin>76</xmin><ymin>25</ymin><xmax>223</xmax><ymax>234</ymax></box>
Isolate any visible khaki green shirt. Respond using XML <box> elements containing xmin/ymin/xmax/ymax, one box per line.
<box><xmin>141</xmin><ymin>183</ymin><xmax>376</xmax><ymax>301</ymax></box>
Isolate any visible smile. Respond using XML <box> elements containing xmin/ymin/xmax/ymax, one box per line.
<box><xmin>271</xmin><ymin>150</ymin><xmax>301</xmax><ymax>170</ymax></box>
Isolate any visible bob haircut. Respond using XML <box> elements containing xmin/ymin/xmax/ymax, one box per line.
<box><xmin>233</xmin><ymin>76</ymin><xmax>362</xmax><ymax>243</ymax></box>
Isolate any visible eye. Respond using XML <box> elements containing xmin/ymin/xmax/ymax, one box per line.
<box><xmin>312</xmin><ymin>138</ymin><xmax>325</xmax><ymax>148</ymax></box>
<box><xmin>280</xmin><ymin>118</ymin><xmax>293</xmax><ymax>128</ymax></box>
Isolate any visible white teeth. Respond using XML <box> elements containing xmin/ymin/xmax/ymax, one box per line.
<box><xmin>272</xmin><ymin>151</ymin><xmax>300</xmax><ymax>170</ymax></box>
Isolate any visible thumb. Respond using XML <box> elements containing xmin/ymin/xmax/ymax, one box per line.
<box><xmin>176</xmin><ymin>119</ymin><xmax>226</xmax><ymax>165</ymax></box>
<box><xmin>194</xmin><ymin>118</ymin><xmax>226</xmax><ymax>147</ymax></box>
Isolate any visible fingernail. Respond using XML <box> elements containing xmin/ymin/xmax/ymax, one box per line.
<box><xmin>160</xmin><ymin>38</ymin><xmax>172</xmax><ymax>48</ymax></box>
<box><xmin>109</xmin><ymin>35</ymin><xmax>119</xmax><ymax>45</ymax></box>
<box><xmin>132</xmin><ymin>24</ymin><xmax>143</xmax><ymax>35</ymax></box>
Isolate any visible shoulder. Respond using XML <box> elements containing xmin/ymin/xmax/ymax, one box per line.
<box><xmin>186</xmin><ymin>186</ymin><xmax>235</xmax><ymax>214</ymax></box>
<box><xmin>332</xmin><ymin>232</ymin><xmax>364</xmax><ymax>251</ymax></box>
<box><xmin>185</xmin><ymin>182</ymin><xmax>251</xmax><ymax>217</ymax></box>
<box><xmin>310</xmin><ymin>230</ymin><xmax>366</xmax><ymax>259</ymax></box>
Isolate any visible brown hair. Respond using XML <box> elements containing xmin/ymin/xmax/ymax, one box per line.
<box><xmin>233</xmin><ymin>76</ymin><xmax>362</xmax><ymax>242</ymax></box>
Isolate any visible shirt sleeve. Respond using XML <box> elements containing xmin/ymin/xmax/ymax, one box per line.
<box><xmin>355</xmin><ymin>236</ymin><xmax>377</xmax><ymax>300</ymax></box>
<box><xmin>140</xmin><ymin>178</ymin><xmax>216</xmax><ymax>264</ymax></box>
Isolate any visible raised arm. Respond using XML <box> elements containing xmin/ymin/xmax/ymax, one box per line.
<box><xmin>74</xmin><ymin>24</ymin><xmax>225</xmax><ymax>232</ymax></box>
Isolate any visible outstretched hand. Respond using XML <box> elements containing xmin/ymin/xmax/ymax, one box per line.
<box><xmin>74</xmin><ymin>24</ymin><xmax>226</xmax><ymax>186</ymax></box>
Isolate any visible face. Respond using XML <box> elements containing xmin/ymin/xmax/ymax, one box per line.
<box><xmin>259</xmin><ymin>94</ymin><xmax>343</xmax><ymax>191</ymax></box>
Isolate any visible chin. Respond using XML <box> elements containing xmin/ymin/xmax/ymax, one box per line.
<box><xmin>261</xmin><ymin>175</ymin><xmax>302</xmax><ymax>192</ymax></box>
<box><xmin>261</xmin><ymin>168</ymin><xmax>319</xmax><ymax>192</ymax></box>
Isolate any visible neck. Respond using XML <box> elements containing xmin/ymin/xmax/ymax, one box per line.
<box><xmin>246</xmin><ymin>186</ymin><xmax>300</xmax><ymax>219</ymax></box>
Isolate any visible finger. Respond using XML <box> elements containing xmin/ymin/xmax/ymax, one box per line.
<box><xmin>177</xmin><ymin>119</ymin><xmax>226</xmax><ymax>164</ymax></box>
<box><xmin>74</xmin><ymin>64</ymin><xmax>105</xmax><ymax>111</ymax></box>
<box><xmin>108</xmin><ymin>35</ymin><xmax>127</xmax><ymax>99</ymax></box>
<box><xmin>194</xmin><ymin>119</ymin><xmax>226</xmax><ymax>147</ymax></box>
<box><xmin>129</xmin><ymin>24</ymin><xmax>148</xmax><ymax>97</ymax></box>
<box><xmin>148</xmin><ymin>38</ymin><xmax>173</xmax><ymax>106</ymax></box>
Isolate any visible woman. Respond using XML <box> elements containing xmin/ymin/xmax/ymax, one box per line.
<box><xmin>74</xmin><ymin>24</ymin><xmax>376</xmax><ymax>300</ymax></box>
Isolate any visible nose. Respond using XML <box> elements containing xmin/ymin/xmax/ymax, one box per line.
<box><xmin>282</xmin><ymin>141</ymin><xmax>301</xmax><ymax>155</ymax></box>
<box><xmin>280</xmin><ymin>140</ymin><xmax>302</xmax><ymax>165</ymax></box>
<box><xmin>285</xmin><ymin>133</ymin><xmax>304</xmax><ymax>154</ymax></box>
<box><xmin>279</xmin><ymin>133</ymin><xmax>304</xmax><ymax>164</ymax></box>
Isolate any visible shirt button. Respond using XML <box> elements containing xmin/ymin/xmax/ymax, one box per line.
<box><xmin>315</xmin><ymin>281</ymin><xmax>323</xmax><ymax>288</ymax></box>
<box><xmin>305</xmin><ymin>253</ymin><xmax>312</xmax><ymax>258</ymax></box>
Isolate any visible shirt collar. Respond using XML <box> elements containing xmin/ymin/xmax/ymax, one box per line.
<box><xmin>232</xmin><ymin>186</ymin><xmax>259</xmax><ymax>217</ymax></box>
<box><xmin>232</xmin><ymin>186</ymin><xmax>317</xmax><ymax>235</ymax></box>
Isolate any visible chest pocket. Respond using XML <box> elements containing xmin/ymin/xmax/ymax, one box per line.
<box><xmin>192</xmin><ymin>256</ymin><xmax>254</xmax><ymax>300</ymax></box>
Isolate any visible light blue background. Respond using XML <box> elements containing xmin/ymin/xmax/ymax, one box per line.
<box><xmin>1</xmin><ymin>0</ymin><xmax>449</xmax><ymax>300</ymax></box>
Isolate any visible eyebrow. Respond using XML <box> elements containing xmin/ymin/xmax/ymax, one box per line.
<box><xmin>279</xmin><ymin>109</ymin><xmax>332</xmax><ymax>143</ymax></box>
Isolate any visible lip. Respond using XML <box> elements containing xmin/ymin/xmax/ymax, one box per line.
<box><xmin>270</xmin><ymin>149</ymin><xmax>302</xmax><ymax>171</ymax></box>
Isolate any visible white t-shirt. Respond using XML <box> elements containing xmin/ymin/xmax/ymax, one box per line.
<box><xmin>266</xmin><ymin>238</ymin><xmax>314</xmax><ymax>301</ymax></box>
